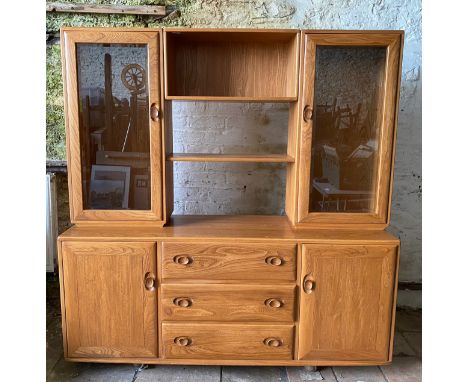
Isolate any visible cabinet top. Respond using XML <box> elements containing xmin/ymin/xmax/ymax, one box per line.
<box><xmin>60</xmin><ymin>26</ymin><xmax>404</xmax><ymax>35</ymax></box>
<box><xmin>58</xmin><ymin>215</ymin><xmax>400</xmax><ymax>244</ymax></box>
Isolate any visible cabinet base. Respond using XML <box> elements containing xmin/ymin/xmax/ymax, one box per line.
<box><xmin>64</xmin><ymin>357</ymin><xmax>392</xmax><ymax>367</ymax></box>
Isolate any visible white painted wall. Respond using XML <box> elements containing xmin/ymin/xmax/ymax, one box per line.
<box><xmin>172</xmin><ymin>0</ymin><xmax>422</xmax><ymax>307</ymax></box>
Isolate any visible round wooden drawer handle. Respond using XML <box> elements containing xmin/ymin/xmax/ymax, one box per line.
<box><xmin>144</xmin><ymin>272</ymin><xmax>156</xmax><ymax>291</ymax></box>
<box><xmin>265</xmin><ymin>256</ymin><xmax>284</xmax><ymax>266</ymax></box>
<box><xmin>264</xmin><ymin>337</ymin><xmax>283</xmax><ymax>347</ymax></box>
<box><xmin>174</xmin><ymin>336</ymin><xmax>191</xmax><ymax>347</ymax></box>
<box><xmin>173</xmin><ymin>255</ymin><xmax>193</xmax><ymax>265</ymax></box>
<box><xmin>265</xmin><ymin>298</ymin><xmax>283</xmax><ymax>308</ymax></box>
<box><xmin>173</xmin><ymin>297</ymin><xmax>192</xmax><ymax>308</ymax></box>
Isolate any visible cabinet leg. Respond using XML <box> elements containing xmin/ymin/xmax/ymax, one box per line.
<box><xmin>304</xmin><ymin>366</ymin><xmax>318</xmax><ymax>372</ymax></box>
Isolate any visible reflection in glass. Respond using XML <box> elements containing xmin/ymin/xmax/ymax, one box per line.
<box><xmin>76</xmin><ymin>43</ymin><xmax>151</xmax><ymax>210</ymax></box>
<box><xmin>309</xmin><ymin>46</ymin><xmax>386</xmax><ymax>213</ymax></box>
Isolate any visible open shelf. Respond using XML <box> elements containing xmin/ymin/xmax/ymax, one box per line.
<box><xmin>164</xmin><ymin>29</ymin><xmax>299</xmax><ymax>99</ymax></box>
<box><xmin>172</xmin><ymin>161</ymin><xmax>286</xmax><ymax>215</ymax></box>
<box><xmin>167</xmin><ymin>153</ymin><xmax>295</xmax><ymax>163</ymax></box>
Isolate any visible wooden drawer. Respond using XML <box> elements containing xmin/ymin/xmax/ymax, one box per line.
<box><xmin>161</xmin><ymin>284</ymin><xmax>296</xmax><ymax>322</ymax></box>
<box><xmin>161</xmin><ymin>242</ymin><xmax>296</xmax><ymax>281</ymax></box>
<box><xmin>162</xmin><ymin>322</ymin><xmax>294</xmax><ymax>360</ymax></box>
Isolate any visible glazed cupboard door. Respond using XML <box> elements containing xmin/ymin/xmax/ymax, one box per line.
<box><xmin>297</xmin><ymin>32</ymin><xmax>403</xmax><ymax>226</ymax></box>
<box><xmin>61</xmin><ymin>242</ymin><xmax>157</xmax><ymax>358</ymax></box>
<box><xmin>298</xmin><ymin>244</ymin><xmax>398</xmax><ymax>362</ymax></box>
<box><xmin>61</xmin><ymin>28</ymin><xmax>163</xmax><ymax>223</ymax></box>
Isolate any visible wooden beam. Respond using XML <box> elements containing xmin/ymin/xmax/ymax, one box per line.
<box><xmin>46</xmin><ymin>2</ymin><xmax>166</xmax><ymax>17</ymax></box>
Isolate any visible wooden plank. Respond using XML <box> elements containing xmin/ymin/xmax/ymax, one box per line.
<box><xmin>47</xmin><ymin>3</ymin><xmax>166</xmax><ymax>16</ymax></box>
<box><xmin>57</xmin><ymin>215</ymin><xmax>401</xmax><ymax>243</ymax></box>
<box><xmin>165</xmin><ymin>96</ymin><xmax>297</xmax><ymax>102</ymax></box>
<box><xmin>167</xmin><ymin>153</ymin><xmax>295</xmax><ymax>163</ymax></box>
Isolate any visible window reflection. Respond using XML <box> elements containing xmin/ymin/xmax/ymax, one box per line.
<box><xmin>309</xmin><ymin>46</ymin><xmax>386</xmax><ymax>213</ymax></box>
<box><xmin>76</xmin><ymin>44</ymin><xmax>151</xmax><ymax>210</ymax></box>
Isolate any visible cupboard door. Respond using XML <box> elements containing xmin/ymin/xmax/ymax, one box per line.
<box><xmin>297</xmin><ymin>32</ymin><xmax>403</xmax><ymax>225</ymax></box>
<box><xmin>298</xmin><ymin>244</ymin><xmax>398</xmax><ymax>362</ymax></box>
<box><xmin>61</xmin><ymin>28</ymin><xmax>163</xmax><ymax>222</ymax></box>
<box><xmin>61</xmin><ymin>242</ymin><xmax>157</xmax><ymax>358</ymax></box>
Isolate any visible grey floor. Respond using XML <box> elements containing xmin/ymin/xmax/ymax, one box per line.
<box><xmin>46</xmin><ymin>274</ymin><xmax>422</xmax><ymax>382</ymax></box>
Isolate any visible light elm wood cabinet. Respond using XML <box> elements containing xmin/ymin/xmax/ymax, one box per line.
<box><xmin>58</xmin><ymin>27</ymin><xmax>403</xmax><ymax>366</ymax></box>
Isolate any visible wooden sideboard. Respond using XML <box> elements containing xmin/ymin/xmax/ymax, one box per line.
<box><xmin>58</xmin><ymin>27</ymin><xmax>404</xmax><ymax>366</ymax></box>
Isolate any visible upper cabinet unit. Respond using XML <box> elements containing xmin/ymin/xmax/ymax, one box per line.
<box><xmin>164</xmin><ymin>29</ymin><xmax>300</xmax><ymax>101</ymax></box>
<box><xmin>61</xmin><ymin>28</ymin><xmax>164</xmax><ymax>224</ymax></box>
<box><xmin>295</xmin><ymin>32</ymin><xmax>403</xmax><ymax>227</ymax></box>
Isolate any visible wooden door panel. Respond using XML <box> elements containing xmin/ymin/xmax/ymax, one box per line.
<box><xmin>62</xmin><ymin>241</ymin><xmax>157</xmax><ymax>358</ymax></box>
<box><xmin>296</xmin><ymin>32</ymin><xmax>403</xmax><ymax>226</ymax></box>
<box><xmin>61</xmin><ymin>28</ymin><xmax>163</xmax><ymax>223</ymax></box>
<box><xmin>298</xmin><ymin>244</ymin><xmax>398</xmax><ymax>361</ymax></box>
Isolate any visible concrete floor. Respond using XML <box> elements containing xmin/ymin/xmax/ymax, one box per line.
<box><xmin>46</xmin><ymin>274</ymin><xmax>422</xmax><ymax>382</ymax></box>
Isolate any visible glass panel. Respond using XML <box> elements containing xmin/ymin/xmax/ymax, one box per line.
<box><xmin>76</xmin><ymin>43</ymin><xmax>151</xmax><ymax>210</ymax></box>
<box><xmin>309</xmin><ymin>46</ymin><xmax>386</xmax><ymax>213</ymax></box>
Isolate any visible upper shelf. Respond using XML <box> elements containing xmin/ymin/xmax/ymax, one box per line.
<box><xmin>168</xmin><ymin>153</ymin><xmax>295</xmax><ymax>163</ymax></box>
<box><xmin>165</xmin><ymin>96</ymin><xmax>297</xmax><ymax>103</ymax></box>
<box><xmin>164</xmin><ymin>30</ymin><xmax>299</xmax><ymax>100</ymax></box>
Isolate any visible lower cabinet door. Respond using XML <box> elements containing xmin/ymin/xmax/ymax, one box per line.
<box><xmin>298</xmin><ymin>244</ymin><xmax>398</xmax><ymax>362</ymax></box>
<box><xmin>61</xmin><ymin>241</ymin><xmax>158</xmax><ymax>358</ymax></box>
<box><xmin>162</xmin><ymin>323</ymin><xmax>294</xmax><ymax>360</ymax></box>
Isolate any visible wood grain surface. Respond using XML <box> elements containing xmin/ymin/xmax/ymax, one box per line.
<box><xmin>161</xmin><ymin>242</ymin><xmax>297</xmax><ymax>281</ymax></box>
<box><xmin>162</xmin><ymin>322</ymin><xmax>294</xmax><ymax>360</ymax></box>
<box><xmin>61</xmin><ymin>241</ymin><xmax>158</xmax><ymax>358</ymax></box>
<box><xmin>161</xmin><ymin>284</ymin><xmax>296</xmax><ymax>322</ymax></box>
<box><xmin>298</xmin><ymin>244</ymin><xmax>398</xmax><ymax>362</ymax></box>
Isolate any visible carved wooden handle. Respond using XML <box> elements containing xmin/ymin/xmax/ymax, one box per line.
<box><xmin>265</xmin><ymin>298</ymin><xmax>283</xmax><ymax>308</ymax></box>
<box><xmin>150</xmin><ymin>103</ymin><xmax>160</xmax><ymax>121</ymax></box>
<box><xmin>303</xmin><ymin>274</ymin><xmax>315</xmax><ymax>294</ymax></box>
<box><xmin>264</xmin><ymin>337</ymin><xmax>283</xmax><ymax>347</ymax></box>
<box><xmin>174</xmin><ymin>336</ymin><xmax>191</xmax><ymax>346</ymax></box>
<box><xmin>265</xmin><ymin>256</ymin><xmax>284</xmax><ymax>266</ymax></box>
<box><xmin>173</xmin><ymin>255</ymin><xmax>193</xmax><ymax>265</ymax></box>
<box><xmin>144</xmin><ymin>272</ymin><xmax>156</xmax><ymax>291</ymax></box>
<box><xmin>173</xmin><ymin>297</ymin><xmax>192</xmax><ymax>308</ymax></box>
<box><xmin>303</xmin><ymin>105</ymin><xmax>313</xmax><ymax>122</ymax></box>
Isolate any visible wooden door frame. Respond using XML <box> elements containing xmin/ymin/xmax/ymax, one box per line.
<box><xmin>296</xmin><ymin>32</ymin><xmax>404</xmax><ymax>226</ymax></box>
<box><xmin>61</xmin><ymin>28</ymin><xmax>164</xmax><ymax>223</ymax></box>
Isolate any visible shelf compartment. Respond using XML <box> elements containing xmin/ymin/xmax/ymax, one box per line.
<box><xmin>164</xmin><ymin>30</ymin><xmax>299</xmax><ymax>99</ymax></box>
<box><xmin>167</xmin><ymin>154</ymin><xmax>295</xmax><ymax>163</ymax></box>
<box><xmin>171</xmin><ymin>161</ymin><xmax>286</xmax><ymax>215</ymax></box>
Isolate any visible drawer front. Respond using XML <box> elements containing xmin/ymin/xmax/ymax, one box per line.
<box><xmin>161</xmin><ymin>284</ymin><xmax>296</xmax><ymax>322</ymax></box>
<box><xmin>161</xmin><ymin>242</ymin><xmax>296</xmax><ymax>281</ymax></box>
<box><xmin>162</xmin><ymin>323</ymin><xmax>294</xmax><ymax>360</ymax></box>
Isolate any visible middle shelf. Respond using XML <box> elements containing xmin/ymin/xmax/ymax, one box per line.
<box><xmin>167</xmin><ymin>153</ymin><xmax>295</xmax><ymax>163</ymax></box>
